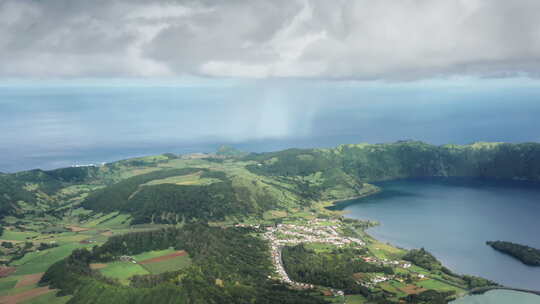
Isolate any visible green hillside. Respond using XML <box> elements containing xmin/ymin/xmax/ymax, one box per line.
<box><xmin>3</xmin><ymin>141</ymin><xmax>540</xmax><ymax>226</ymax></box>
<box><xmin>248</xmin><ymin>141</ymin><xmax>540</xmax><ymax>183</ymax></box>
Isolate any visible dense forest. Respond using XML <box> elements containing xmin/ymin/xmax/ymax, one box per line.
<box><xmin>487</xmin><ymin>241</ymin><xmax>540</xmax><ymax>266</ymax></box>
<box><xmin>41</xmin><ymin>224</ymin><xmax>327</xmax><ymax>304</ymax></box>
<box><xmin>81</xmin><ymin>168</ymin><xmax>202</xmax><ymax>212</ymax></box>
<box><xmin>282</xmin><ymin>245</ymin><xmax>389</xmax><ymax>299</ymax></box>
<box><xmin>403</xmin><ymin>248</ymin><xmax>443</xmax><ymax>271</ymax></box>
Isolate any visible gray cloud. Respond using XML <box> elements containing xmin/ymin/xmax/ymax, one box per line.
<box><xmin>1</xmin><ymin>0</ymin><xmax>540</xmax><ymax>80</ymax></box>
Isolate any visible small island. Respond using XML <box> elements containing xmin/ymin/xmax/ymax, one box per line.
<box><xmin>487</xmin><ymin>241</ymin><xmax>540</xmax><ymax>266</ymax></box>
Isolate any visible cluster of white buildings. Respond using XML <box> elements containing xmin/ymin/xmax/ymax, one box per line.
<box><xmin>269</xmin><ymin>244</ymin><xmax>292</xmax><ymax>284</ymax></box>
<box><xmin>372</xmin><ymin>275</ymin><xmax>389</xmax><ymax>284</ymax></box>
<box><xmin>263</xmin><ymin>223</ymin><xmax>365</xmax><ymax>248</ymax></box>
<box><xmin>362</xmin><ymin>256</ymin><xmax>411</xmax><ymax>268</ymax></box>
<box><xmin>354</xmin><ymin>273</ymin><xmax>392</xmax><ymax>288</ymax></box>
<box><xmin>261</xmin><ymin>220</ymin><xmax>366</xmax><ymax>294</ymax></box>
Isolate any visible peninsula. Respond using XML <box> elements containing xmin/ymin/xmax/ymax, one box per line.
<box><xmin>487</xmin><ymin>241</ymin><xmax>540</xmax><ymax>266</ymax></box>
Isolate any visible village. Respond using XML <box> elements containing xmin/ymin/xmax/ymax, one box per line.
<box><xmin>245</xmin><ymin>218</ymin><xmax>427</xmax><ymax>294</ymax></box>
<box><xmin>256</xmin><ymin>219</ymin><xmax>365</xmax><ymax>296</ymax></box>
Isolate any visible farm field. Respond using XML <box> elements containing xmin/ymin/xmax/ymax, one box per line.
<box><xmin>10</xmin><ymin>243</ymin><xmax>93</xmax><ymax>275</ymax></box>
<box><xmin>417</xmin><ymin>279</ymin><xmax>465</xmax><ymax>293</ymax></box>
<box><xmin>0</xmin><ymin>277</ymin><xmax>17</xmax><ymax>294</ymax></box>
<box><xmin>132</xmin><ymin>248</ymin><xmax>176</xmax><ymax>261</ymax></box>
<box><xmin>1</xmin><ymin>230</ymin><xmax>39</xmax><ymax>242</ymax></box>
<box><xmin>0</xmin><ymin>271</ymin><xmax>71</xmax><ymax>304</ymax></box>
<box><xmin>99</xmin><ymin>261</ymin><xmax>149</xmax><ymax>284</ymax></box>
<box><xmin>399</xmin><ymin>284</ymin><xmax>427</xmax><ymax>295</ymax></box>
<box><xmin>24</xmin><ymin>291</ymin><xmax>71</xmax><ymax>304</ymax></box>
<box><xmin>0</xmin><ymin>286</ymin><xmax>53</xmax><ymax>304</ymax></box>
<box><xmin>139</xmin><ymin>251</ymin><xmax>191</xmax><ymax>274</ymax></box>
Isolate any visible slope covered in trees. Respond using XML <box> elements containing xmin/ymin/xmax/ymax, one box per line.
<box><xmin>281</xmin><ymin>244</ymin><xmax>388</xmax><ymax>295</ymax></box>
<box><xmin>40</xmin><ymin>224</ymin><xmax>327</xmax><ymax>304</ymax></box>
<box><xmin>80</xmin><ymin>168</ymin><xmax>283</xmax><ymax>224</ymax></box>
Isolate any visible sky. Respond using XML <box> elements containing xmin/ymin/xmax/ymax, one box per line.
<box><xmin>1</xmin><ymin>0</ymin><xmax>540</xmax><ymax>171</ymax></box>
<box><xmin>2</xmin><ymin>0</ymin><xmax>540</xmax><ymax>80</ymax></box>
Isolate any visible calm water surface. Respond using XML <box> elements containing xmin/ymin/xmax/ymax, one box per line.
<box><xmin>336</xmin><ymin>178</ymin><xmax>540</xmax><ymax>295</ymax></box>
<box><xmin>451</xmin><ymin>290</ymin><xmax>540</xmax><ymax>304</ymax></box>
<box><xmin>3</xmin><ymin>85</ymin><xmax>540</xmax><ymax>172</ymax></box>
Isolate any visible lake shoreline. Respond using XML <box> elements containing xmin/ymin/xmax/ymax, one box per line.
<box><xmin>326</xmin><ymin>183</ymin><xmax>382</xmax><ymax>211</ymax></box>
<box><xmin>327</xmin><ymin>179</ymin><xmax>540</xmax><ymax>301</ymax></box>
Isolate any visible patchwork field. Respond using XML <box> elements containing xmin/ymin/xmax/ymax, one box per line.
<box><xmin>95</xmin><ymin>250</ymin><xmax>192</xmax><ymax>284</ymax></box>
<box><xmin>132</xmin><ymin>248</ymin><xmax>176</xmax><ymax>261</ymax></box>
<box><xmin>139</xmin><ymin>250</ymin><xmax>188</xmax><ymax>264</ymax></box>
<box><xmin>399</xmin><ymin>284</ymin><xmax>427</xmax><ymax>295</ymax></box>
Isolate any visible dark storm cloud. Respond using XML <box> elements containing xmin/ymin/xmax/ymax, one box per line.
<box><xmin>2</xmin><ymin>0</ymin><xmax>540</xmax><ymax>79</ymax></box>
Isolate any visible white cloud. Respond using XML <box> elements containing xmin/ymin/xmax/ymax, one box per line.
<box><xmin>1</xmin><ymin>0</ymin><xmax>540</xmax><ymax>80</ymax></box>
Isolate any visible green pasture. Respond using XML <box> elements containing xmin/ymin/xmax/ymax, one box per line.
<box><xmin>11</xmin><ymin>243</ymin><xmax>91</xmax><ymax>275</ymax></box>
<box><xmin>345</xmin><ymin>294</ymin><xmax>367</xmax><ymax>304</ymax></box>
<box><xmin>417</xmin><ymin>279</ymin><xmax>464</xmax><ymax>293</ymax></box>
<box><xmin>25</xmin><ymin>291</ymin><xmax>72</xmax><ymax>304</ymax></box>
<box><xmin>133</xmin><ymin>248</ymin><xmax>176</xmax><ymax>261</ymax></box>
<box><xmin>0</xmin><ymin>279</ymin><xmax>17</xmax><ymax>293</ymax></box>
<box><xmin>100</xmin><ymin>261</ymin><xmax>149</xmax><ymax>284</ymax></box>
<box><xmin>1</xmin><ymin>230</ymin><xmax>39</xmax><ymax>241</ymax></box>
<box><xmin>141</xmin><ymin>255</ymin><xmax>192</xmax><ymax>274</ymax></box>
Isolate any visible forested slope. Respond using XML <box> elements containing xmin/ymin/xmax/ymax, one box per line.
<box><xmin>80</xmin><ymin>167</ymin><xmax>286</xmax><ymax>224</ymax></box>
<box><xmin>40</xmin><ymin>224</ymin><xmax>326</xmax><ymax>304</ymax></box>
<box><xmin>247</xmin><ymin>141</ymin><xmax>540</xmax><ymax>184</ymax></box>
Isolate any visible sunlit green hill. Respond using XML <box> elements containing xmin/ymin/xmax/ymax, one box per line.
<box><xmin>2</xmin><ymin>141</ymin><xmax>540</xmax><ymax>225</ymax></box>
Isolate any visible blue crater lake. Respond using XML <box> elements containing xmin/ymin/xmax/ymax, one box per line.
<box><xmin>334</xmin><ymin>178</ymin><xmax>540</xmax><ymax>294</ymax></box>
